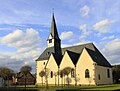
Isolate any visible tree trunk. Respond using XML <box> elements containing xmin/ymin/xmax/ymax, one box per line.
<box><xmin>55</xmin><ymin>76</ymin><xmax>56</xmax><ymax>86</ymax></box>
<box><xmin>58</xmin><ymin>67</ymin><xmax>60</xmax><ymax>86</ymax></box>
<box><xmin>25</xmin><ymin>76</ymin><xmax>26</xmax><ymax>90</ymax></box>
<box><xmin>75</xmin><ymin>66</ymin><xmax>77</xmax><ymax>86</ymax></box>
<box><xmin>42</xmin><ymin>77</ymin><xmax>43</xmax><ymax>86</ymax></box>
<box><xmin>67</xmin><ymin>75</ymin><xmax>69</xmax><ymax>86</ymax></box>
<box><xmin>64</xmin><ymin>76</ymin><xmax>65</xmax><ymax>86</ymax></box>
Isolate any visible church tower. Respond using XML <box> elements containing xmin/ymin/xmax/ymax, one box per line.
<box><xmin>47</xmin><ymin>14</ymin><xmax>61</xmax><ymax>54</ymax></box>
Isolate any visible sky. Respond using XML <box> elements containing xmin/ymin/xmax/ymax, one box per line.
<box><xmin>0</xmin><ymin>0</ymin><xmax>120</xmax><ymax>73</ymax></box>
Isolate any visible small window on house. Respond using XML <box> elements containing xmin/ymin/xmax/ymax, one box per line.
<box><xmin>85</xmin><ymin>69</ymin><xmax>90</xmax><ymax>78</ymax></box>
<box><xmin>107</xmin><ymin>69</ymin><xmax>110</xmax><ymax>78</ymax></box>
<box><xmin>98</xmin><ymin>74</ymin><xmax>100</xmax><ymax>80</ymax></box>
<box><xmin>71</xmin><ymin>69</ymin><xmax>75</xmax><ymax>78</ymax></box>
<box><xmin>51</xmin><ymin>71</ymin><xmax>53</xmax><ymax>78</ymax></box>
<box><xmin>49</xmin><ymin>39</ymin><xmax>52</xmax><ymax>43</ymax></box>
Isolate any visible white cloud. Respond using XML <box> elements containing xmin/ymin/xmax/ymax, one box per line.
<box><xmin>0</xmin><ymin>28</ymin><xmax>40</xmax><ymax>49</ymax></box>
<box><xmin>93</xmin><ymin>19</ymin><xmax>115</xmax><ymax>34</ymax></box>
<box><xmin>60</xmin><ymin>31</ymin><xmax>73</xmax><ymax>40</ymax></box>
<box><xmin>79</xmin><ymin>24</ymin><xmax>91</xmax><ymax>39</ymax></box>
<box><xmin>0</xmin><ymin>28</ymin><xmax>42</xmax><ymax>72</ymax></box>
<box><xmin>80</xmin><ymin>5</ymin><xmax>90</xmax><ymax>17</ymax></box>
<box><xmin>102</xmin><ymin>38</ymin><xmax>120</xmax><ymax>64</ymax></box>
<box><xmin>102</xmin><ymin>35</ymin><xmax>115</xmax><ymax>40</ymax></box>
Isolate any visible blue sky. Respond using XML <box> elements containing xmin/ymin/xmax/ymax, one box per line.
<box><xmin>0</xmin><ymin>0</ymin><xmax>120</xmax><ymax>72</ymax></box>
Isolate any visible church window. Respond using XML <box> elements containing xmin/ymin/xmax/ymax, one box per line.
<box><xmin>49</xmin><ymin>39</ymin><xmax>52</xmax><ymax>43</ymax></box>
<box><xmin>71</xmin><ymin>69</ymin><xmax>75</xmax><ymax>78</ymax></box>
<box><xmin>107</xmin><ymin>69</ymin><xmax>110</xmax><ymax>78</ymax></box>
<box><xmin>43</xmin><ymin>62</ymin><xmax>45</xmax><ymax>65</ymax></box>
<box><xmin>85</xmin><ymin>69</ymin><xmax>90</xmax><ymax>78</ymax></box>
<box><xmin>98</xmin><ymin>74</ymin><xmax>100</xmax><ymax>80</ymax></box>
<box><xmin>51</xmin><ymin>71</ymin><xmax>53</xmax><ymax>78</ymax></box>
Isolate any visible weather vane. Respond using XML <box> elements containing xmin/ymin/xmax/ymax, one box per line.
<box><xmin>52</xmin><ymin>8</ymin><xmax>54</xmax><ymax>14</ymax></box>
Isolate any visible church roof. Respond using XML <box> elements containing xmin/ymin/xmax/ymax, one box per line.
<box><xmin>37</xmin><ymin>47</ymin><xmax>54</xmax><ymax>60</ymax></box>
<box><xmin>36</xmin><ymin>43</ymin><xmax>111</xmax><ymax>68</ymax></box>
<box><xmin>61</xmin><ymin>43</ymin><xmax>95</xmax><ymax>54</ymax></box>
<box><xmin>50</xmin><ymin>14</ymin><xmax>60</xmax><ymax>40</ymax></box>
<box><xmin>85</xmin><ymin>47</ymin><xmax>112</xmax><ymax>67</ymax></box>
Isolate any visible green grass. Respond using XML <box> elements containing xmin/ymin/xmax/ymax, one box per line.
<box><xmin>36</xmin><ymin>84</ymin><xmax>120</xmax><ymax>90</ymax></box>
<box><xmin>0</xmin><ymin>84</ymin><xmax>120</xmax><ymax>90</ymax></box>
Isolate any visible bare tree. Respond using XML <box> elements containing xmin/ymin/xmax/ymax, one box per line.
<box><xmin>66</xmin><ymin>77</ymin><xmax>72</xmax><ymax>86</ymax></box>
<box><xmin>20</xmin><ymin>65</ymin><xmax>32</xmax><ymax>89</ymax></box>
<box><xmin>39</xmin><ymin>70</ymin><xmax>45</xmax><ymax>86</ymax></box>
<box><xmin>62</xmin><ymin>67</ymin><xmax>72</xmax><ymax>86</ymax></box>
<box><xmin>87</xmin><ymin>77</ymin><xmax>92</xmax><ymax>85</ymax></box>
<box><xmin>45</xmin><ymin>68</ymin><xmax>50</xmax><ymax>89</ymax></box>
<box><xmin>74</xmin><ymin>76</ymin><xmax>80</xmax><ymax>86</ymax></box>
<box><xmin>54</xmin><ymin>72</ymin><xmax>58</xmax><ymax>86</ymax></box>
<box><xmin>0</xmin><ymin>67</ymin><xmax>14</xmax><ymax>86</ymax></box>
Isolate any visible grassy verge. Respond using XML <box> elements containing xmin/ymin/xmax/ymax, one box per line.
<box><xmin>36</xmin><ymin>84</ymin><xmax>120</xmax><ymax>90</ymax></box>
<box><xmin>0</xmin><ymin>84</ymin><xmax>120</xmax><ymax>91</ymax></box>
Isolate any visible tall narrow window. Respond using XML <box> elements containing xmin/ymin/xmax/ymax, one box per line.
<box><xmin>98</xmin><ymin>74</ymin><xmax>100</xmax><ymax>80</ymax></box>
<box><xmin>51</xmin><ymin>71</ymin><xmax>53</xmax><ymax>78</ymax></box>
<box><xmin>85</xmin><ymin>69</ymin><xmax>90</xmax><ymax>78</ymax></box>
<box><xmin>107</xmin><ymin>69</ymin><xmax>110</xmax><ymax>78</ymax></box>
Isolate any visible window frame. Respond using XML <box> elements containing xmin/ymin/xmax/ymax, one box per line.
<box><xmin>107</xmin><ymin>69</ymin><xmax>110</xmax><ymax>78</ymax></box>
<box><xmin>85</xmin><ymin>69</ymin><xmax>90</xmax><ymax>78</ymax></box>
<box><xmin>49</xmin><ymin>39</ymin><xmax>52</xmax><ymax>43</ymax></box>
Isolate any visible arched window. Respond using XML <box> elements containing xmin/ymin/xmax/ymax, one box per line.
<box><xmin>85</xmin><ymin>69</ymin><xmax>90</xmax><ymax>78</ymax></box>
<box><xmin>51</xmin><ymin>71</ymin><xmax>53</xmax><ymax>78</ymax></box>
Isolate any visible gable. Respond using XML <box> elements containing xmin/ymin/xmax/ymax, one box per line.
<box><xmin>46</xmin><ymin>54</ymin><xmax>58</xmax><ymax>71</ymax></box>
<box><xmin>60</xmin><ymin>51</ymin><xmax>75</xmax><ymax>69</ymax></box>
<box><xmin>48</xmin><ymin>33</ymin><xmax>53</xmax><ymax>39</ymax></box>
<box><xmin>77</xmin><ymin>48</ymin><xmax>95</xmax><ymax>66</ymax></box>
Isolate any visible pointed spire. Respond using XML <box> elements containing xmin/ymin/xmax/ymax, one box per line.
<box><xmin>50</xmin><ymin>13</ymin><xmax>60</xmax><ymax>40</ymax></box>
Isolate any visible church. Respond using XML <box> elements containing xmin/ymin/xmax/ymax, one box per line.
<box><xmin>36</xmin><ymin>14</ymin><xmax>113</xmax><ymax>86</ymax></box>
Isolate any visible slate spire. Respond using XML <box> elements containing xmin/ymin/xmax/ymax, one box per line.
<box><xmin>50</xmin><ymin>14</ymin><xmax>60</xmax><ymax>40</ymax></box>
<box><xmin>47</xmin><ymin>13</ymin><xmax>61</xmax><ymax>54</ymax></box>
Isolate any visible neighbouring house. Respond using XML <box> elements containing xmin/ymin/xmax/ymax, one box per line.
<box><xmin>0</xmin><ymin>74</ymin><xmax>16</xmax><ymax>86</ymax></box>
<box><xmin>36</xmin><ymin>14</ymin><xmax>113</xmax><ymax>86</ymax></box>
<box><xmin>16</xmin><ymin>72</ymin><xmax>35</xmax><ymax>85</ymax></box>
<box><xmin>0</xmin><ymin>77</ymin><xmax>5</xmax><ymax>86</ymax></box>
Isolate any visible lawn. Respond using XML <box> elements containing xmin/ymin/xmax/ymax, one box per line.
<box><xmin>0</xmin><ymin>84</ymin><xmax>120</xmax><ymax>91</ymax></box>
<box><xmin>36</xmin><ymin>84</ymin><xmax>120</xmax><ymax>91</ymax></box>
